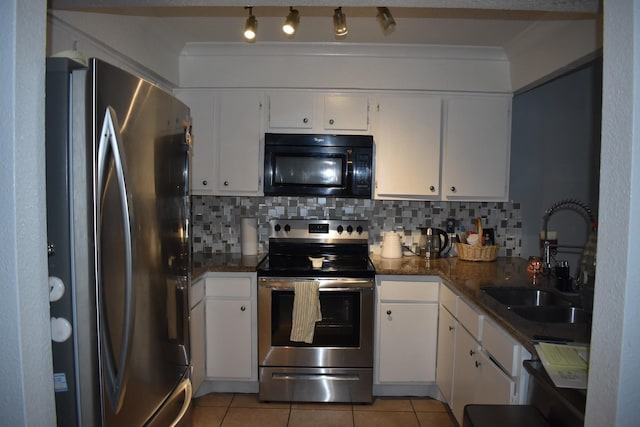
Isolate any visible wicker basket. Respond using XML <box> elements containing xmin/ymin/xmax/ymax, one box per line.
<box><xmin>455</xmin><ymin>243</ymin><xmax>499</xmax><ymax>262</ymax></box>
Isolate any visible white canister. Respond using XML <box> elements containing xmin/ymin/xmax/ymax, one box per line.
<box><xmin>381</xmin><ymin>231</ymin><xmax>403</xmax><ymax>259</ymax></box>
<box><xmin>241</xmin><ymin>217</ymin><xmax>258</xmax><ymax>255</ymax></box>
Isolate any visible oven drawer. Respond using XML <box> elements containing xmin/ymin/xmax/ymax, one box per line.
<box><xmin>205</xmin><ymin>277</ymin><xmax>252</xmax><ymax>298</ymax></box>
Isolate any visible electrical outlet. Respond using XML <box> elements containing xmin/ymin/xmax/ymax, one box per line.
<box><xmin>446</xmin><ymin>218</ymin><xmax>456</xmax><ymax>233</ymax></box>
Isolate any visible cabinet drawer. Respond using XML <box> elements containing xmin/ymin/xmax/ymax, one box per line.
<box><xmin>482</xmin><ymin>320</ymin><xmax>520</xmax><ymax>376</ymax></box>
<box><xmin>190</xmin><ymin>278</ymin><xmax>205</xmax><ymax>309</ymax></box>
<box><xmin>205</xmin><ymin>277</ymin><xmax>252</xmax><ymax>298</ymax></box>
<box><xmin>439</xmin><ymin>284</ymin><xmax>458</xmax><ymax>316</ymax></box>
<box><xmin>378</xmin><ymin>280</ymin><xmax>439</xmax><ymax>302</ymax></box>
<box><xmin>458</xmin><ymin>299</ymin><xmax>484</xmax><ymax>341</ymax></box>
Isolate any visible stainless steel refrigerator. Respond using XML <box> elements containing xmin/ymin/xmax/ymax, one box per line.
<box><xmin>46</xmin><ymin>57</ymin><xmax>192</xmax><ymax>426</ymax></box>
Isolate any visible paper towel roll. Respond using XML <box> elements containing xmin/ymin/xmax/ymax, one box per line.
<box><xmin>241</xmin><ymin>217</ymin><xmax>258</xmax><ymax>255</ymax></box>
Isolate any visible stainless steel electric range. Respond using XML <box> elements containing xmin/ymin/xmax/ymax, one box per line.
<box><xmin>257</xmin><ymin>219</ymin><xmax>374</xmax><ymax>403</ymax></box>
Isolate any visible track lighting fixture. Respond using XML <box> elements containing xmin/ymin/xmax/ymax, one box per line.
<box><xmin>243</xmin><ymin>7</ymin><xmax>257</xmax><ymax>42</ymax></box>
<box><xmin>282</xmin><ymin>7</ymin><xmax>300</xmax><ymax>36</ymax></box>
<box><xmin>333</xmin><ymin>7</ymin><xmax>348</xmax><ymax>37</ymax></box>
<box><xmin>376</xmin><ymin>7</ymin><xmax>396</xmax><ymax>35</ymax></box>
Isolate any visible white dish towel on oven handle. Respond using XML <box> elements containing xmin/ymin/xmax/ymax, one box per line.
<box><xmin>290</xmin><ymin>281</ymin><xmax>322</xmax><ymax>344</ymax></box>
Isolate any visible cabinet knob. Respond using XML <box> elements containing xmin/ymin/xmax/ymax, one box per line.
<box><xmin>202</xmin><ymin>180</ymin><xmax>208</xmax><ymax>186</ymax></box>
<box><xmin>448</xmin><ymin>325</ymin><xmax>455</xmax><ymax>331</ymax></box>
<box><xmin>303</xmin><ymin>117</ymin><xmax>309</xmax><ymax>124</ymax></box>
<box><xmin>469</xmin><ymin>349</ymin><xmax>476</xmax><ymax>356</ymax></box>
<box><xmin>475</xmin><ymin>360</ymin><xmax>481</xmax><ymax>368</ymax></box>
<box><xmin>224</xmin><ymin>181</ymin><xmax>229</xmax><ymax>186</ymax></box>
<box><xmin>429</xmin><ymin>185</ymin><xmax>435</xmax><ymax>192</ymax></box>
<box><xmin>386</xmin><ymin>310</ymin><xmax>392</xmax><ymax>316</ymax></box>
<box><xmin>450</xmin><ymin>186</ymin><xmax>457</xmax><ymax>193</ymax></box>
<box><xmin>329</xmin><ymin>119</ymin><xmax>335</xmax><ymax>125</ymax></box>
<box><xmin>240</xmin><ymin>305</ymin><xmax>246</xmax><ymax>312</ymax></box>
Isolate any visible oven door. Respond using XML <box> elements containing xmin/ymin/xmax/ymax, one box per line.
<box><xmin>258</xmin><ymin>277</ymin><xmax>374</xmax><ymax>368</ymax></box>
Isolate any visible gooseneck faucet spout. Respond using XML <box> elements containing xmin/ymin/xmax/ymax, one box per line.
<box><xmin>541</xmin><ymin>199</ymin><xmax>595</xmax><ymax>272</ymax></box>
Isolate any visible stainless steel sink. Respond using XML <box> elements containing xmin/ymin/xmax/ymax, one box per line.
<box><xmin>482</xmin><ymin>287</ymin><xmax>572</xmax><ymax>307</ymax></box>
<box><xmin>510</xmin><ymin>306</ymin><xmax>591</xmax><ymax>324</ymax></box>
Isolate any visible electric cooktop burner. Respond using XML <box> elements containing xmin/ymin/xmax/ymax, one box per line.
<box><xmin>257</xmin><ymin>219</ymin><xmax>374</xmax><ymax>278</ymax></box>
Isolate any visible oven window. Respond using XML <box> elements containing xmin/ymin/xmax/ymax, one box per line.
<box><xmin>271</xmin><ymin>291</ymin><xmax>361</xmax><ymax>347</ymax></box>
<box><xmin>273</xmin><ymin>155</ymin><xmax>343</xmax><ymax>186</ymax></box>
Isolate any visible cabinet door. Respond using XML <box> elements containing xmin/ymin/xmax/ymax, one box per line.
<box><xmin>451</xmin><ymin>326</ymin><xmax>481</xmax><ymax>425</ymax></box>
<box><xmin>205</xmin><ymin>298</ymin><xmax>252</xmax><ymax>379</ymax></box>
<box><xmin>442</xmin><ymin>95</ymin><xmax>511</xmax><ymax>201</ymax></box>
<box><xmin>374</xmin><ymin>95</ymin><xmax>442</xmax><ymax>199</ymax></box>
<box><xmin>217</xmin><ymin>92</ymin><xmax>263</xmax><ymax>194</ymax></box>
<box><xmin>175</xmin><ymin>91</ymin><xmax>215</xmax><ymax>194</ymax></box>
<box><xmin>436</xmin><ymin>305</ymin><xmax>456</xmax><ymax>404</ymax></box>
<box><xmin>323</xmin><ymin>94</ymin><xmax>369</xmax><ymax>131</ymax></box>
<box><xmin>268</xmin><ymin>92</ymin><xmax>314</xmax><ymax>129</ymax></box>
<box><xmin>190</xmin><ymin>299</ymin><xmax>205</xmax><ymax>394</ymax></box>
<box><xmin>475</xmin><ymin>351</ymin><xmax>515</xmax><ymax>405</ymax></box>
<box><xmin>378</xmin><ymin>302</ymin><xmax>438</xmax><ymax>383</ymax></box>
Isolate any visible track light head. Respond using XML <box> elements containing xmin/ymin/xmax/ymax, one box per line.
<box><xmin>282</xmin><ymin>7</ymin><xmax>300</xmax><ymax>36</ymax></box>
<box><xmin>333</xmin><ymin>7</ymin><xmax>348</xmax><ymax>37</ymax></box>
<box><xmin>376</xmin><ymin>7</ymin><xmax>396</xmax><ymax>35</ymax></box>
<box><xmin>243</xmin><ymin>7</ymin><xmax>257</xmax><ymax>42</ymax></box>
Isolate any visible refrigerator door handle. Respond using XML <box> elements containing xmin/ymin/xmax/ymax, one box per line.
<box><xmin>169</xmin><ymin>378</ymin><xmax>193</xmax><ymax>427</ymax></box>
<box><xmin>97</xmin><ymin>106</ymin><xmax>135</xmax><ymax>414</ymax></box>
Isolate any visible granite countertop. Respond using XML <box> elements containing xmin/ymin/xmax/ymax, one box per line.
<box><xmin>371</xmin><ymin>254</ymin><xmax>592</xmax><ymax>356</ymax></box>
<box><xmin>191</xmin><ymin>252</ymin><xmax>592</xmax><ymax>356</ymax></box>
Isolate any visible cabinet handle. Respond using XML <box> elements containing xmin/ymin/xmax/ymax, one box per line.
<box><xmin>448</xmin><ymin>325</ymin><xmax>455</xmax><ymax>331</ymax></box>
<box><xmin>469</xmin><ymin>349</ymin><xmax>476</xmax><ymax>356</ymax></box>
<box><xmin>386</xmin><ymin>310</ymin><xmax>392</xmax><ymax>315</ymax></box>
<box><xmin>240</xmin><ymin>305</ymin><xmax>246</xmax><ymax>312</ymax></box>
<box><xmin>202</xmin><ymin>180</ymin><xmax>208</xmax><ymax>186</ymax></box>
<box><xmin>475</xmin><ymin>360</ymin><xmax>481</xmax><ymax>368</ymax></box>
<box><xmin>329</xmin><ymin>119</ymin><xmax>335</xmax><ymax>125</ymax></box>
<box><xmin>303</xmin><ymin>117</ymin><xmax>309</xmax><ymax>124</ymax></box>
<box><xmin>450</xmin><ymin>186</ymin><xmax>456</xmax><ymax>193</ymax></box>
<box><xmin>429</xmin><ymin>185</ymin><xmax>435</xmax><ymax>192</ymax></box>
<box><xmin>224</xmin><ymin>181</ymin><xmax>229</xmax><ymax>186</ymax></box>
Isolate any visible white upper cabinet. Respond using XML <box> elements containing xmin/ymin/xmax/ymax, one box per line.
<box><xmin>374</xmin><ymin>94</ymin><xmax>442</xmax><ymax>200</ymax></box>
<box><xmin>442</xmin><ymin>95</ymin><xmax>512</xmax><ymax>201</ymax></box>
<box><xmin>175</xmin><ymin>90</ymin><xmax>263</xmax><ymax>196</ymax></box>
<box><xmin>267</xmin><ymin>92</ymin><xmax>370</xmax><ymax>134</ymax></box>
<box><xmin>175</xmin><ymin>91</ymin><xmax>215</xmax><ymax>194</ymax></box>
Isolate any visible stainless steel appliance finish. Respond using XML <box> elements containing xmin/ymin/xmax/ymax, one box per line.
<box><xmin>46</xmin><ymin>58</ymin><xmax>192</xmax><ymax>426</ymax></box>
<box><xmin>263</xmin><ymin>133</ymin><xmax>374</xmax><ymax>198</ymax></box>
<box><xmin>257</xmin><ymin>219</ymin><xmax>374</xmax><ymax>403</ymax></box>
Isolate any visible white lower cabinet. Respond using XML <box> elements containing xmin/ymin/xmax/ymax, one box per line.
<box><xmin>375</xmin><ymin>276</ymin><xmax>439</xmax><ymax>391</ymax></box>
<box><xmin>193</xmin><ymin>272</ymin><xmax>258</xmax><ymax>394</ymax></box>
<box><xmin>190</xmin><ymin>278</ymin><xmax>206</xmax><ymax>395</ymax></box>
<box><xmin>437</xmin><ymin>283</ymin><xmax>530</xmax><ymax>426</ymax></box>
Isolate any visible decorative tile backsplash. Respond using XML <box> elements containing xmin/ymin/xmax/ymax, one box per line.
<box><xmin>191</xmin><ymin>196</ymin><xmax>522</xmax><ymax>257</ymax></box>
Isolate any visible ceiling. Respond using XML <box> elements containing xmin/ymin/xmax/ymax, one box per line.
<box><xmin>49</xmin><ymin>1</ymin><xmax>601</xmax><ymax>48</ymax></box>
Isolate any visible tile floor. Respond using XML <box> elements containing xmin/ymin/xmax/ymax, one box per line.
<box><xmin>191</xmin><ymin>393</ymin><xmax>459</xmax><ymax>427</ymax></box>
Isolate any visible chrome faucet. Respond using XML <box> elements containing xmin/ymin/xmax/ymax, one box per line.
<box><xmin>541</xmin><ymin>199</ymin><xmax>595</xmax><ymax>273</ymax></box>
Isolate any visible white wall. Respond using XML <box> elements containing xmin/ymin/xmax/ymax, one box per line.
<box><xmin>0</xmin><ymin>0</ymin><xmax>56</xmax><ymax>425</ymax></box>
<box><xmin>585</xmin><ymin>1</ymin><xmax>640</xmax><ymax>425</ymax></box>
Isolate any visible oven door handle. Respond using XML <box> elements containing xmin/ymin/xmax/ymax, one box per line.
<box><xmin>258</xmin><ymin>278</ymin><xmax>373</xmax><ymax>291</ymax></box>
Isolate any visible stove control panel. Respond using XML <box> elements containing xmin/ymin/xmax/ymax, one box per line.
<box><xmin>269</xmin><ymin>219</ymin><xmax>369</xmax><ymax>242</ymax></box>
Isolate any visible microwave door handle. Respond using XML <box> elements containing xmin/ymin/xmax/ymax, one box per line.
<box><xmin>97</xmin><ymin>106</ymin><xmax>135</xmax><ymax>413</ymax></box>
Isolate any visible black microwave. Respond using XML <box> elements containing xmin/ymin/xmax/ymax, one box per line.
<box><xmin>264</xmin><ymin>133</ymin><xmax>374</xmax><ymax>198</ymax></box>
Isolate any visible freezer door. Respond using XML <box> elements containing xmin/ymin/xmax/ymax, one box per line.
<box><xmin>89</xmin><ymin>58</ymin><xmax>192</xmax><ymax>426</ymax></box>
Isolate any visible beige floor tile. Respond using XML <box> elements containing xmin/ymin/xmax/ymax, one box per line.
<box><xmin>288</xmin><ymin>408</ymin><xmax>355</xmax><ymax>427</ymax></box>
<box><xmin>195</xmin><ymin>393</ymin><xmax>234</xmax><ymax>407</ymax></box>
<box><xmin>352</xmin><ymin>397</ymin><xmax>413</xmax><ymax>412</ymax></box>
<box><xmin>192</xmin><ymin>405</ymin><xmax>228</xmax><ymax>427</ymax></box>
<box><xmin>416</xmin><ymin>411</ymin><xmax>459</xmax><ymax>427</ymax></box>
<box><xmin>291</xmin><ymin>402</ymin><xmax>353</xmax><ymax>411</ymax></box>
<box><xmin>410</xmin><ymin>399</ymin><xmax>449</xmax><ymax>412</ymax></box>
<box><xmin>221</xmin><ymin>407</ymin><xmax>290</xmax><ymax>427</ymax></box>
<box><xmin>353</xmin><ymin>410</ymin><xmax>420</xmax><ymax>427</ymax></box>
<box><xmin>230</xmin><ymin>393</ymin><xmax>291</xmax><ymax>409</ymax></box>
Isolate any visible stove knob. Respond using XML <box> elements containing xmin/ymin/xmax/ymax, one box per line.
<box><xmin>284</xmin><ymin>224</ymin><xmax>291</xmax><ymax>233</ymax></box>
<box><xmin>274</xmin><ymin>224</ymin><xmax>281</xmax><ymax>232</ymax></box>
<box><xmin>337</xmin><ymin>225</ymin><xmax>344</xmax><ymax>234</ymax></box>
<box><xmin>356</xmin><ymin>225</ymin><xmax>363</xmax><ymax>234</ymax></box>
<box><xmin>347</xmin><ymin>225</ymin><xmax>354</xmax><ymax>234</ymax></box>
